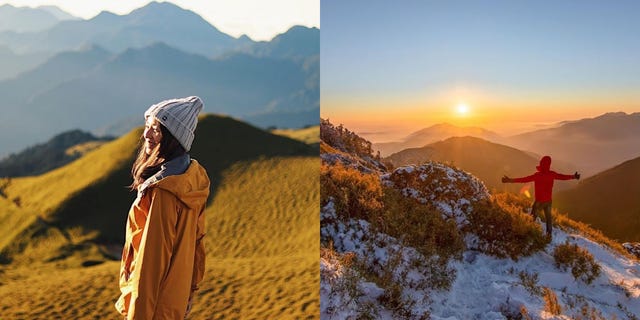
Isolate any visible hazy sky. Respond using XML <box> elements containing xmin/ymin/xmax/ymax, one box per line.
<box><xmin>2</xmin><ymin>0</ymin><xmax>319</xmax><ymax>41</ymax></box>
<box><xmin>321</xmin><ymin>0</ymin><xmax>640</xmax><ymax>140</ymax></box>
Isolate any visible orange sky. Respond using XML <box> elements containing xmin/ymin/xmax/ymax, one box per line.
<box><xmin>321</xmin><ymin>1</ymin><xmax>640</xmax><ymax>143</ymax></box>
<box><xmin>321</xmin><ymin>93</ymin><xmax>640</xmax><ymax>142</ymax></box>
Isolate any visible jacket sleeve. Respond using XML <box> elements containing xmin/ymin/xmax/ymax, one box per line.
<box><xmin>552</xmin><ymin>172</ymin><xmax>575</xmax><ymax>180</ymax></box>
<box><xmin>511</xmin><ymin>174</ymin><xmax>536</xmax><ymax>183</ymax></box>
<box><xmin>128</xmin><ymin>188</ymin><xmax>178</xmax><ymax>319</ymax></box>
<box><xmin>190</xmin><ymin>211</ymin><xmax>206</xmax><ymax>293</ymax></box>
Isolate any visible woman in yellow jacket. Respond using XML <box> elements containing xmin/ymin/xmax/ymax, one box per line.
<box><xmin>116</xmin><ymin>96</ymin><xmax>210</xmax><ymax>319</ymax></box>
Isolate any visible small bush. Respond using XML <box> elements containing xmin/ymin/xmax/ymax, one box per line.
<box><xmin>553</xmin><ymin>241</ymin><xmax>601</xmax><ymax>284</ymax></box>
<box><xmin>465</xmin><ymin>195</ymin><xmax>548</xmax><ymax>260</ymax></box>
<box><xmin>377</xmin><ymin>187</ymin><xmax>464</xmax><ymax>262</ymax></box>
<box><xmin>518</xmin><ymin>270</ymin><xmax>542</xmax><ymax>296</ymax></box>
<box><xmin>542</xmin><ymin>287</ymin><xmax>562</xmax><ymax>315</ymax></box>
<box><xmin>320</xmin><ymin>163</ymin><xmax>384</xmax><ymax>221</ymax></box>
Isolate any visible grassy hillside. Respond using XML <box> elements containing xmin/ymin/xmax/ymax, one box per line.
<box><xmin>0</xmin><ymin>116</ymin><xmax>319</xmax><ymax>319</ymax></box>
<box><xmin>272</xmin><ymin>125</ymin><xmax>319</xmax><ymax>146</ymax></box>
<box><xmin>555</xmin><ymin>156</ymin><xmax>640</xmax><ymax>242</ymax></box>
<box><xmin>385</xmin><ymin>136</ymin><xmax>578</xmax><ymax>194</ymax></box>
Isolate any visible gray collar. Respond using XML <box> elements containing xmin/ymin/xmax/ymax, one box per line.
<box><xmin>138</xmin><ymin>153</ymin><xmax>191</xmax><ymax>197</ymax></box>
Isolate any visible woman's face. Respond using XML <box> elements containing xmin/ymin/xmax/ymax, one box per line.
<box><xmin>143</xmin><ymin>117</ymin><xmax>163</xmax><ymax>155</ymax></box>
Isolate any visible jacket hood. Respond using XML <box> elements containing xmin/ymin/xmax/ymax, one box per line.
<box><xmin>536</xmin><ymin>155</ymin><xmax>552</xmax><ymax>172</ymax></box>
<box><xmin>152</xmin><ymin>159</ymin><xmax>210</xmax><ymax>209</ymax></box>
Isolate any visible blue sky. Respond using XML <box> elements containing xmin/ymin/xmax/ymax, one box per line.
<box><xmin>321</xmin><ymin>0</ymin><xmax>640</xmax><ymax>137</ymax></box>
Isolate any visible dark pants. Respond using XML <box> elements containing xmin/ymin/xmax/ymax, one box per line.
<box><xmin>532</xmin><ymin>201</ymin><xmax>553</xmax><ymax>237</ymax></box>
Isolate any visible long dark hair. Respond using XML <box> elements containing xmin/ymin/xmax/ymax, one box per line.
<box><xmin>130</xmin><ymin>123</ymin><xmax>186</xmax><ymax>191</ymax></box>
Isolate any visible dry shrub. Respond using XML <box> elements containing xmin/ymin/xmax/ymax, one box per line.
<box><xmin>320</xmin><ymin>163</ymin><xmax>383</xmax><ymax>221</ymax></box>
<box><xmin>542</xmin><ymin>287</ymin><xmax>562</xmax><ymax>315</ymax></box>
<box><xmin>465</xmin><ymin>194</ymin><xmax>547</xmax><ymax>260</ymax></box>
<box><xmin>518</xmin><ymin>270</ymin><xmax>542</xmax><ymax>296</ymax></box>
<box><xmin>378</xmin><ymin>187</ymin><xmax>464</xmax><ymax>262</ymax></box>
<box><xmin>572</xmin><ymin>303</ymin><xmax>608</xmax><ymax>320</ymax></box>
<box><xmin>553</xmin><ymin>241</ymin><xmax>601</xmax><ymax>284</ymax></box>
<box><xmin>555</xmin><ymin>212</ymin><xmax>634</xmax><ymax>260</ymax></box>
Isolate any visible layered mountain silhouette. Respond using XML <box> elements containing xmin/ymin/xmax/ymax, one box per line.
<box><xmin>245</xmin><ymin>25</ymin><xmax>320</xmax><ymax>60</ymax></box>
<box><xmin>0</xmin><ymin>45</ymin><xmax>49</xmax><ymax>80</ymax></box>
<box><xmin>0</xmin><ymin>18</ymin><xmax>318</xmax><ymax>157</ymax></box>
<box><xmin>374</xmin><ymin>123</ymin><xmax>501</xmax><ymax>157</ymax></box>
<box><xmin>0</xmin><ymin>3</ymin><xmax>76</xmax><ymax>33</ymax></box>
<box><xmin>507</xmin><ymin>112</ymin><xmax>640</xmax><ymax>176</ymax></box>
<box><xmin>0</xmin><ymin>43</ymin><xmax>313</xmax><ymax>155</ymax></box>
<box><xmin>555</xmin><ymin>156</ymin><xmax>640</xmax><ymax>243</ymax></box>
<box><xmin>0</xmin><ymin>2</ymin><xmax>242</xmax><ymax>57</ymax></box>
<box><xmin>385</xmin><ymin>136</ymin><xmax>577</xmax><ymax>193</ymax></box>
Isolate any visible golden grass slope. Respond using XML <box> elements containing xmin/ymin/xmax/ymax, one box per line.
<box><xmin>272</xmin><ymin>125</ymin><xmax>320</xmax><ymax>145</ymax></box>
<box><xmin>0</xmin><ymin>116</ymin><xmax>319</xmax><ymax>319</ymax></box>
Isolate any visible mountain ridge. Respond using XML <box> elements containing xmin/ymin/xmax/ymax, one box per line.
<box><xmin>0</xmin><ymin>1</ymin><xmax>239</xmax><ymax>57</ymax></box>
<box><xmin>374</xmin><ymin>122</ymin><xmax>501</xmax><ymax>157</ymax></box>
<box><xmin>0</xmin><ymin>31</ymin><xmax>318</xmax><ymax>156</ymax></box>
<box><xmin>507</xmin><ymin>112</ymin><xmax>640</xmax><ymax>176</ymax></box>
<box><xmin>385</xmin><ymin>135</ymin><xmax>577</xmax><ymax>194</ymax></box>
<box><xmin>555</xmin><ymin>156</ymin><xmax>640</xmax><ymax>242</ymax></box>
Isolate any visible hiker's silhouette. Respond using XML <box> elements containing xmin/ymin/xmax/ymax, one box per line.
<box><xmin>502</xmin><ymin>155</ymin><xmax>580</xmax><ymax>240</ymax></box>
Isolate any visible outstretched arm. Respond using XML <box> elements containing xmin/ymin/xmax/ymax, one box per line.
<box><xmin>503</xmin><ymin>174</ymin><xmax>535</xmax><ymax>183</ymax></box>
<box><xmin>554</xmin><ymin>171</ymin><xmax>580</xmax><ymax>180</ymax></box>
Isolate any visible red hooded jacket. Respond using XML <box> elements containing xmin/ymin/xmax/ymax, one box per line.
<box><xmin>511</xmin><ymin>156</ymin><xmax>574</xmax><ymax>202</ymax></box>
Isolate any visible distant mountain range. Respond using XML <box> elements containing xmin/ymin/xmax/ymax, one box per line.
<box><xmin>555</xmin><ymin>156</ymin><xmax>640</xmax><ymax>242</ymax></box>
<box><xmin>374</xmin><ymin>123</ymin><xmax>501</xmax><ymax>157</ymax></box>
<box><xmin>0</xmin><ymin>45</ymin><xmax>49</xmax><ymax>81</ymax></box>
<box><xmin>384</xmin><ymin>136</ymin><xmax>577</xmax><ymax>194</ymax></box>
<box><xmin>506</xmin><ymin>112</ymin><xmax>640</xmax><ymax>176</ymax></box>
<box><xmin>0</xmin><ymin>3</ymin><xmax>76</xmax><ymax>33</ymax></box>
<box><xmin>0</xmin><ymin>2</ymin><xmax>241</xmax><ymax>57</ymax></box>
<box><xmin>374</xmin><ymin>112</ymin><xmax>640</xmax><ymax>178</ymax></box>
<box><xmin>0</xmin><ymin>1</ymin><xmax>319</xmax><ymax>157</ymax></box>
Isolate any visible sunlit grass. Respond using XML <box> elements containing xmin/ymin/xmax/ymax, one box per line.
<box><xmin>3</xmin><ymin>129</ymin><xmax>139</xmax><ymax>217</ymax></box>
<box><xmin>64</xmin><ymin>140</ymin><xmax>108</xmax><ymax>157</ymax></box>
<box><xmin>272</xmin><ymin>125</ymin><xmax>319</xmax><ymax>145</ymax></box>
<box><xmin>0</xmin><ymin>121</ymin><xmax>319</xmax><ymax>319</ymax></box>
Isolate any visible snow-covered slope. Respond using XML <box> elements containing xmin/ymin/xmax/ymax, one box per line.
<box><xmin>321</xmin><ymin>163</ymin><xmax>640</xmax><ymax>319</ymax></box>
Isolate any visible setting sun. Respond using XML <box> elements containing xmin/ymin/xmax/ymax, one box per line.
<box><xmin>456</xmin><ymin>103</ymin><xmax>470</xmax><ymax>115</ymax></box>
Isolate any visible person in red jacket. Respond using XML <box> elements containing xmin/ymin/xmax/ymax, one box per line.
<box><xmin>502</xmin><ymin>155</ymin><xmax>580</xmax><ymax>239</ymax></box>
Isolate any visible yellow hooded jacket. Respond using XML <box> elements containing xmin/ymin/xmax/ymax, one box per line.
<box><xmin>116</xmin><ymin>159</ymin><xmax>210</xmax><ymax>319</ymax></box>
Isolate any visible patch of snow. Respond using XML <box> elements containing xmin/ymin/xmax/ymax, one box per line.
<box><xmin>321</xmin><ymin>161</ymin><xmax>640</xmax><ymax>319</ymax></box>
<box><xmin>382</xmin><ymin>162</ymin><xmax>489</xmax><ymax>227</ymax></box>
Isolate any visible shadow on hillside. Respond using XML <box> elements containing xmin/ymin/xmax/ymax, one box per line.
<box><xmin>50</xmin><ymin>115</ymin><xmax>317</xmax><ymax>250</ymax></box>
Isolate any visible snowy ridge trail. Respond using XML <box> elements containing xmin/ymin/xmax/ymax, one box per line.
<box><xmin>429</xmin><ymin>224</ymin><xmax>640</xmax><ymax>319</ymax></box>
<box><xmin>321</xmin><ymin>161</ymin><xmax>640</xmax><ymax>319</ymax></box>
<box><xmin>322</xmin><ymin>210</ymin><xmax>640</xmax><ymax>319</ymax></box>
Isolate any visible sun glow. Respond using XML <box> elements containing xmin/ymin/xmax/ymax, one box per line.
<box><xmin>455</xmin><ymin>103</ymin><xmax>470</xmax><ymax>115</ymax></box>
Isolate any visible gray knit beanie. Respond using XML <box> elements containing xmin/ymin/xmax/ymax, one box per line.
<box><xmin>144</xmin><ymin>96</ymin><xmax>203</xmax><ymax>151</ymax></box>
